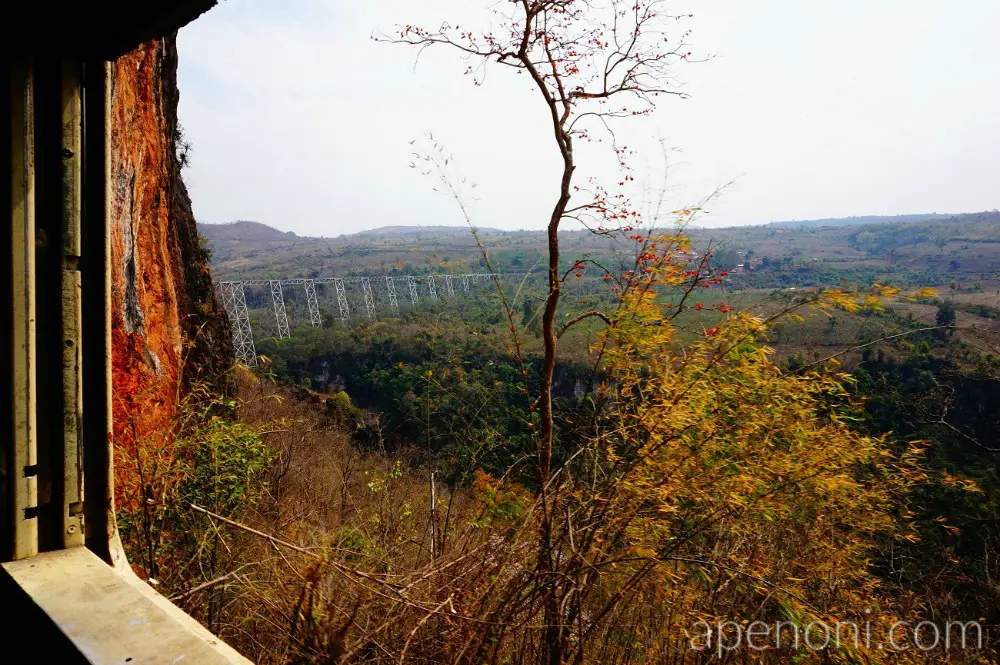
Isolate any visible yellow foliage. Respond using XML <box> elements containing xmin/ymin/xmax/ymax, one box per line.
<box><xmin>575</xmin><ymin>231</ymin><xmax>928</xmax><ymax>661</ymax></box>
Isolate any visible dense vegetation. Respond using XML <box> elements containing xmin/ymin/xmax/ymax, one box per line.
<box><xmin>129</xmin><ymin>2</ymin><xmax>1000</xmax><ymax>662</ymax></box>
<box><xmin>854</xmin><ymin>341</ymin><xmax>1000</xmax><ymax>624</ymax></box>
<box><xmin>117</xmin><ymin>228</ymin><xmax>1000</xmax><ymax>663</ymax></box>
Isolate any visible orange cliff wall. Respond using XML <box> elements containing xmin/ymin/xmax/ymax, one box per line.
<box><xmin>108</xmin><ymin>35</ymin><xmax>233</xmax><ymax>510</ymax></box>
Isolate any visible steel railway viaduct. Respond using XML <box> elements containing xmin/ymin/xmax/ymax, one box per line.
<box><xmin>217</xmin><ymin>273</ymin><xmax>529</xmax><ymax>366</ymax></box>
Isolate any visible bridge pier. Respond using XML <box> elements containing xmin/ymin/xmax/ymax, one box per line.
<box><xmin>269</xmin><ymin>280</ymin><xmax>290</xmax><ymax>339</ymax></box>
<box><xmin>385</xmin><ymin>276</ymin><xmax>399</xmax><ymax>314</ymax></box>
<box><xmin>218</xmin><ymin>282</ymin><xmax>258</xmax><ymax>367</ymax></box>
<box><xmin>406</xmin><ymin>276</ymin><xmax>419</xmax><ymax>307</ymax></box>
<box><xmin>333</xmin><ymin>278</ymin><xmax>350</xmax><ymax>324</ymax></box>
<box><xmin>360</xmin><ymin>277</ymin><xmax>377</xmax><ymax>321</ymax></box>
<box><xmin>304</xmin><ymin>279</ymin><xmax>321</xmax><ymax>327</ymax></box>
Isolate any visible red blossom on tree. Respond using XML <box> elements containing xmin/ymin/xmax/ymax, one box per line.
<box><xmin>383</xmin><ymin>0</ymin><xmax>695</xmax><ymax>491</ymax></box>
<box><xmin>382</xmin><ymin>8</ymin><xmax>697</xmax><ymax>660</ymax></box>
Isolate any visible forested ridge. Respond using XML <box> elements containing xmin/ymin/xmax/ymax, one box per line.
<box><xmin>118</xmin><ymin>230</ymin><xmax>1000</xmax><ymax>662</ymax></box>
<box><xmin>120</xmin><ymin>1</ymin><xmax>1000</xmax><ymax>662</ymax></box>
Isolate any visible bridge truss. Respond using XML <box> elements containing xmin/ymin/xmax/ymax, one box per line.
<box><xmin>217</xmin><ymin>281</ymin><xmax>258</xmax><ymax>367</ymax></box>
<box><xmin>216</xmin><ymin>273</ymin><xmax>527</xmax><ymax>366</ymax></box>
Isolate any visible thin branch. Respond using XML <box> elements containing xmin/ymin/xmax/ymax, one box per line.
<box><xmin>558</xmin><ymin>310</ymin><xmax>612</xmax><ymax>339</ymax></box>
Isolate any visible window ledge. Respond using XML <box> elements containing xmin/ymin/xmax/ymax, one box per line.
<box><xmin>1</xmin><ymin>547</ymin><xmax>251</xmax><ymax>664</ymax></box>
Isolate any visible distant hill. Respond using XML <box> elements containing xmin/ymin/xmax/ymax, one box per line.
<box><xmin>198</xmin><ymin>211</ymin><xmax>1000</xmax><ymax>286</ymax></box>
<box><xmin>196</xmin><ymin>219</ymin><xmax>529</xmax><ymax>281</ymax></box>
<box><xmin>768</xmin><ymin>213</ymin><xmax>953</xmax><ymax>229</ymax></box>
<box><xmin>199</xmin><ymin>221</ymin><xmax>299</xmax><ymax>244</ymax></box>
<box><xmin>198</xmin><ymin>222</ymin><xmax>507</xmax><ymax>243</ymax></box>
<box><xmin>347</xmin><ymin>225</ymin><xmax>505</xmax><ymax>239</ymax></box>
<box><xmin>200</xmin><ymin>215</ymin><xmax>963</xmax><ymax>245</ymax></box>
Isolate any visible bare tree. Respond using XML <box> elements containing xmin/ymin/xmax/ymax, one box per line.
<box><xmin>385</xmin><ymin>0</ymin><xmax>695</xmax><ymax>491</ymax></box>
<box><xmin>385</xmin><ymin>5</ymin><xmax>696</xmax><ymax>662</ymax></box>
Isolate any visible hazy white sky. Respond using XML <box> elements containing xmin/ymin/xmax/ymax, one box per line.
<box><xmin>177</xmin><ymin>0</ymin><xmax>1000</xmax><ymax>236</ymax></box>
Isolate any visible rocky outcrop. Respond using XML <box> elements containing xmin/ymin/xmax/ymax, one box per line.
<box><xmin>108</xmin><ymin>35</ymin><xmax>232</xmax><ymax>502</ymax></box>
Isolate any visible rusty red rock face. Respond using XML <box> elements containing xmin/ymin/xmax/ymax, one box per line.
<box><xmin>108</xmin><ymin>36</ymin><xmax>233</xmax><ymax>512</ymax></box>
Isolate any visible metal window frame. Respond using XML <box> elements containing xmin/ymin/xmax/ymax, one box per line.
<box><xmin>2</xmin><ymin>46</ymin><xmax>248</xmax><ymax>665</ymax></box>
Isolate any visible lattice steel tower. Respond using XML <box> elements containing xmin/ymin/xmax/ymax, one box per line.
<box><xmin>304</xmin><ymin>279</ymin><xmax>322</xmax><ymax>327</ymax></box>
<box><xmin>360</xmin><ymin>277</ymin><xmax>377</xmax><ymax>321</ymax></box>
<box><xmin>269</xmin><ymin>280</ymin><xmax>290</xmax><ymax>339</ymax></box>
<box><xmin>333</xmin><ymin>278</ymin><xmax>350</xmax><ymax>324</ymax></box>
<box><xmin>406</xmin><ymin>275</ymin><xmax>419</xmax><ymax>307</ymax></box>
<box><xmin>218</xmin><ymin>282</ymin><xmax>258</xmax><ymax>367</ymax></box>
<box><xmin>384</xmin><ymin>276</ymin><xmax>399</xmax><ymax>313</ymax></box>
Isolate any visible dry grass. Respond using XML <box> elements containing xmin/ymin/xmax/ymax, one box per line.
<box><xmin>151</xmin><ymin>361</ymin><xmax>992</xmax><ymax>665</ymax></box>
